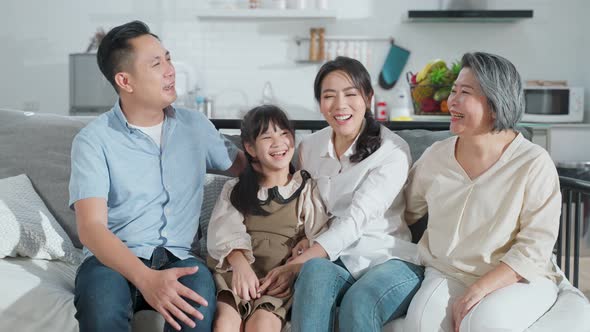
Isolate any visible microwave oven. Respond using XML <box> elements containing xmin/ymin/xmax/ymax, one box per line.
<box><xmin>522</xmin><ymin>86</ymin><xmax>584</xmax><ymax>123</ymax></box>
<box><xmin>69</xmin><ymin>53</ymin><xmax>117</xmax><ymax>115</ymax></box>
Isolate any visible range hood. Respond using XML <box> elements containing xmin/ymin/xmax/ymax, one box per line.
<box><xmin>408</xmin><ymin>0</ymin><xmax>533</xmax><ymax>22</ymax></box>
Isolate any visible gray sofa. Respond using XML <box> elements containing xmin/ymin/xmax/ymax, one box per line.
<box><xmin>0</xmin><ymin>108</ymin><xmax>589</xmax><ymax>332</ymax></box>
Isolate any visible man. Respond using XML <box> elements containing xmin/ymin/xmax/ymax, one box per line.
<box><xmin>69</xmin><ymin>20</ymin><xmax>246</xmax><ymax>332</ymax></box>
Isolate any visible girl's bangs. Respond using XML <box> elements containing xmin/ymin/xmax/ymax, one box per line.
<box><xmin>255</xmin><ymin>108</ymin><xmax>293</xmax><ymax>137</ymax></box>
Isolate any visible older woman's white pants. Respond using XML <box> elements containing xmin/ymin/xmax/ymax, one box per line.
<box><xmin>404</xmin><ymin>267</ymin><xmax>558</xmax><ymax>332</ymax></box>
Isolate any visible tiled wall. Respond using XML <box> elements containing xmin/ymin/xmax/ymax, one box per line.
<box><xmin>1</xmin><ymin>0</ymin><xmax>589</xmax><ymax>122</ymax></box>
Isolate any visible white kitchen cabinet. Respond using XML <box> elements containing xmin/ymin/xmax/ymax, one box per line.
<box><xmin>526</xmin><ymin>125</ymin><xmax>550</xmax><ymax>150</ymax></box>
<box><xmin>523</xmin><ymin>123</ymin><xmax>590</xmax><ymax>162</ymax></box>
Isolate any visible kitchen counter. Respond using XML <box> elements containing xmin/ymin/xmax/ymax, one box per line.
<box><xmin>211</xmin><ymin>119</ymin><xmax>450</xmax><ymax>131</ymax></box>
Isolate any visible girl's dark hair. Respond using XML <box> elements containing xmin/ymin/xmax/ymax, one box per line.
<box><xmin>314</xmin><ymin>56</ymin><xmax>381</xmax><ymax>163</ymax></box>
<box><xmin>230</xmin><ymin>105</ymin><xmax>295</xmax><ymax>216</ymax></box>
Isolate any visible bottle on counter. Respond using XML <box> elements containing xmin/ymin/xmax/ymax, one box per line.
<box><xmin>195</xmin><ymin>96</ymin><xmax>205</xmax><ymax>114</ymax></box>
<box><xmin>204</xmin><ymin>97</ymin><xmax>214</xmax><ymax>118</ymax></box>
<box><xmin>317</xmin><ymin>28</ymin><xmax>325</xmax><ymax>61</ymax></box>
<box><xmin>375</xmin><ymin>96</ymin><xmax>389</xmax><ymax>122</ymax></box>
<box><xmin>389</xmin><ymin>85</ymin><xmax>413</xmax><ymax>121</ymax></box>
<box><xmin>309</xmin><ymin>28</ymin><xmax>319</xmax><ymax>61</ymax></box>
<box><xmin>194</xmin><ymin>95</ymin><xmax>213</xmax><ymax>118</ymax></box>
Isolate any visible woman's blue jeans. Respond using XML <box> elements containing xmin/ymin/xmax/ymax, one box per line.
<box><xmin>74</xmin><ymin>247</ymin><xmax>216</xmax><ymax>332</ymax></box>
<box><xmin>291</xmin><ymin>258</ymin><xmax>424</xmax><ymax>332</ymax></box>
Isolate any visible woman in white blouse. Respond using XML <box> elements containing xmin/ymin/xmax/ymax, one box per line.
<box><xmin>259</xmin><ymin>56</ymin><xmax>424</xmax><ymax>332</ymax></box>
<box><xmin>404</xmin><ymin>52</ymin><xmax>561</xmax><ymax>332</ymax></box>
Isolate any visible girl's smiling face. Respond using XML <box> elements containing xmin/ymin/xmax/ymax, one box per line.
<box><xmin>244</xmin><ymin>121</ymin><xmax>295</xmax><ymax>174</ymax></box>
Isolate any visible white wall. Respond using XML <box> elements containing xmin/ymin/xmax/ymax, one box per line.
<box><xmin>1</xmin><ymin>0</ymin><xmax>589</xmax><ymax>121</ymax></box>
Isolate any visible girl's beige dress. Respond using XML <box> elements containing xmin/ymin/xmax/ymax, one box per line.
<box><xmin>206</xmin><ymin>170</ymin><xmax>329</xmax><ymax>321</ymax></box>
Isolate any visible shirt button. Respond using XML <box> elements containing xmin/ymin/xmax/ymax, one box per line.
<box><xmin>165</xmin><ymin>208</ymin><xmax>171</xmax><ymax>215</ymax></box>
<box><xmin>162</xmin><ymin>230</ymin><xmax>168</xmax><ymax>237</ymax></box>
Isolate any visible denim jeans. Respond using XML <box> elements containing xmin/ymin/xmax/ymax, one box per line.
<box><xmin>291</xmin><ymin>258</ymin><xmax>424</xmax><ymax>332</ymax></box>
<box><xmin>74</xmin><ymin>246</ymin><xmax>216</xmax><ymax>332</ymax></box>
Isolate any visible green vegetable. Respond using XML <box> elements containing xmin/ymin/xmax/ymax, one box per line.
<box><xmin>429</xmin><ymin>67</ymin><xmax>448</xmax><ymax>85</ymax></box>
<box><xmin>433</xmin><ymin>87</ymin><xmax>452</xmax><ymax>101</ymax></box>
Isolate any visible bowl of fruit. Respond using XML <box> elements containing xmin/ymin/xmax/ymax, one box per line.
<box><xmin>407</xmin><ymin>59</ymin><xmax>461</xmax><ymax>115</ymax></box>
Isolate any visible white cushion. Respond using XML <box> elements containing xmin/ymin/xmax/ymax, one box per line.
<box><xmin>0</xmin><ymin>257</ymin><xmax>79</xmax><ymax>332</ymax></box>
<box><xmin>0</xmin><ymin>174</ymin><xmax>81</xmax><ymax>264</ymax></box>
<box><xmin>0</xmin><ymin>257</ymin><xmax>164</xmax><ymax>332</ymax></box>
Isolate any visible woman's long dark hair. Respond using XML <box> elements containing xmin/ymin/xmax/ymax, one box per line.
<box><xmin>314</xmin><ymin>56</ymin><xmax>381</xmax><ymax>163</ymax></box>
<box><xmin>230</xmin><ymin>105</ymin><xmax>295</xmax><ymax>216</ymax></box>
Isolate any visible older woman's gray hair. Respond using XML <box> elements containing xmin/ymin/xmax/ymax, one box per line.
<box><xmin>461</xmin><ymin>52</ymin><xmax>525</xmax><ymax>131</ymax></box>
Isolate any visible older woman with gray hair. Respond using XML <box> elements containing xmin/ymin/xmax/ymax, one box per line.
<box><xmin>403</xmin><ymin>52</ymin><xmax>561</xmax><ymax>332</ymax></box>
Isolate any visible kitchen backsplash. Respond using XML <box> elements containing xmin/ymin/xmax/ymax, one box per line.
<box><xmin>1</xmin><ymin>0</ymin><xmax>588</xmax><ymax>122</ymax></box>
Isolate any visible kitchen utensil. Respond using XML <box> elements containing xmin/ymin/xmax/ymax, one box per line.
<box><xmin>378</xmin><ymin>43</ymin><xmax>410</xmax><ymax>89</ymax></box>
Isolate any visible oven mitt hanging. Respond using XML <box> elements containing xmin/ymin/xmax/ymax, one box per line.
<box><xmin>378</xmin><ymin>43</ymin><xmax>410</xmax><ymax>89</ymax></box>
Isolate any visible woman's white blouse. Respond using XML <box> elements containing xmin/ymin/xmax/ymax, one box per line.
<box><xmin>404</xmin><ymin>134</ymin><xmax>561</xmax><ymax>286</ymax></box>
<box><xmin>298</xmin><ymin>125</ymin><xmax>420</xmax><ymax>278</ymax></box>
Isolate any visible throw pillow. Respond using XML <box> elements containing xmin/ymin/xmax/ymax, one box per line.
<box><xmin>0</xmin><ymin>174</ymin><xmax>82</xmax><ymax>264</ymax></box>
<box><xmin>191</xmin><ymin>173</ymin><xmax>232</xmax><ymax>258</ymax></box>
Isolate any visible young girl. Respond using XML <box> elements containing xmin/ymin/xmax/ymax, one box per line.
<box><xmin>206</xmin><ymin>105</ymin><xmax>329</xmax><ymax>332</ymax></box>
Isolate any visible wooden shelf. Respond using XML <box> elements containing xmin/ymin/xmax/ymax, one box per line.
<box><xmin>196</xmin><ymin>8</ymin><xmax>337</xmax><ymax>19</ymax></box>
<box><xmin>294</xmin><ymin>59</ymin><xmax>324</xmax><ymax>64</ymax></box>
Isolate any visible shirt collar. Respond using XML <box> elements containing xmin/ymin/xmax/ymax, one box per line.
<box><xmin>257</xmin><ymin>170</ymin><xmax>309</xmax><ymax>201</ymax></box>
<box><xmin>113</xmin><ymin>99</ymin><xmax>176</xmax><ymax>134</ymax></box>
<box><xmin>322</xmin><ymin>119</ymin><xmax>366</xmax><ymax>160</ymax></box>
<box><xmin>318</xmin><ymin>128</ymin><xmax>332</xmax><ymax>158</ymax></box>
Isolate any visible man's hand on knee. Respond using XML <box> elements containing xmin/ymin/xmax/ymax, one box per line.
<box><xmin>136</xmin><ymin>266</ymin><xmax>208</xmax><ymax>331</ymax></box>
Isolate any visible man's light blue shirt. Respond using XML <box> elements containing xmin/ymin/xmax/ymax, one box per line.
<box><xmin>69</xmin><ymin>102</ymin><xmax>238</xmax><ymax>261</ymax></box>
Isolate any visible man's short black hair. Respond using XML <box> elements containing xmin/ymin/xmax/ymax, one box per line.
<box><xmin>96</xmin><ymin>20</ymin><xmax>159</xmax><ymax>93</ymax></box>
